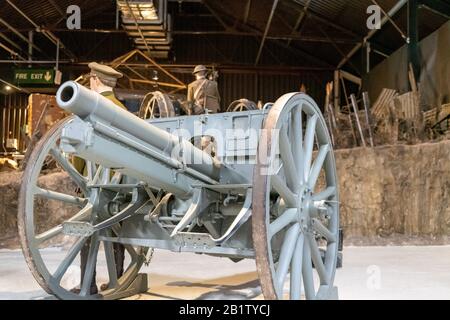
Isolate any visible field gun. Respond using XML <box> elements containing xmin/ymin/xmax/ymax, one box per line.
<box><xmin>18</xmin><ymin>81</ymin><xmax>341</xmax><ymax>300</ymax></box>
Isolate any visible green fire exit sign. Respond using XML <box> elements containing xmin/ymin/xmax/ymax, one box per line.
<box><xmin>14</xmin><ymin>69</ymin><xmax>55</xmax><ymax>85</ymax></box>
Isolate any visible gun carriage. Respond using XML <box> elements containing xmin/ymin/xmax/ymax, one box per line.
<box><xmin>18</xmin><ymin>81</ymin><xmax>341</xmax><ymax>300</ymax></box>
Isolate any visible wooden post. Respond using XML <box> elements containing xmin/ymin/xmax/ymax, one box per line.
<box><xmin>340</xmin><ymin>75</ymin><xmax>357</xmax><ymax>146</ymax></box>
<box><xmin>362</xmin><ymin>92</ymin><xmax>375</xmax><ymax>147</ymax></box>
<box><xmin>350</xmin><ymin>94</ymin><xmax>366</xmax><ymax>147</ymax></box>
<box><xmin>334</xmin><ymin>70</ymin><xmax>340</xmax><ymax>114</ymax></box>
<box><xmin>325</xmin><ymin>82</ymin><xmax>335</xmax><ymax>146</ymax></box>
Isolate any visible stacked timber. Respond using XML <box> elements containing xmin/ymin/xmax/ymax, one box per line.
<box><xmin>372</xmin><ymin>89</ymin><xmax>398</xmax><ymax>119</ymax></box>
<box><xmin>393</xmin><ymin>91</ymin><xmax>423</xmax><ymax>143</ymax></box>
<box><xmin>423</xmin><ymin>103</ymin><xmax>450</xmax><ymax>138</ymax></box>
<box><xmin>371</xmin><ymin>89</ymin><xmax>399</xmax><ymax>145</ymax></box>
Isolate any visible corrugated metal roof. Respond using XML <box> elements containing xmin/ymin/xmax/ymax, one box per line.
<box><xmin>0</xmin><ymin>0</ymin><xmax>447</xmax><ymax>72</ymax></box>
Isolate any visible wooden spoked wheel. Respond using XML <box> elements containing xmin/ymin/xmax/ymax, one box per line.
<box><xmin>18</xmin><ymin>117</ymin><xmax>147</xmax><ymax>300</ymax></box>
<box><xmin>227</xmin><ymin>99</ymin><xmax>257</xmax><ymax>112</ymax></box>
<box><xmin>138</xmin><ymin>91</ymin><xmax>176</xmax><ymax>119</ymax></box>
<box><xmin>252</xmin><ymin>93</ymin><xmax>339</xmax><ymax>300</ymax></box>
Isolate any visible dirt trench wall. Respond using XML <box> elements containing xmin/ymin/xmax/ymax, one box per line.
<box><xmin>338</xmin><ymin>140</ymin><xmax>450</xmax><ymax>244</ymax></box>
<box><xmin>1</xmin><ymin>140</ymin><xmax>450</xmax><ymax>248</ymax></box>
<box><xmin>0</xmin><ymin>171</ymin><xmax>77</xmax><ymax>248</ymax></box>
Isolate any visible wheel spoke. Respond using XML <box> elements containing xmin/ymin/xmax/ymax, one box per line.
<box><xmin>308</xmin><ymin>144</ymin><xmax>330</xmax><ymax>189</ymax></box>
<box><xmin>279</xmin><ymin>127</ymin><xmax>298</xmax><ymax>191</ymax></box>
<box><xmin>110</xmin><ymin>172</ymin><xmax>122</xmax><ymax>185</ymax></box>
<box><xmin>68</xmin><ymin>203</ymin><xmax>93</xmax><ymax>223</ymax></box>
<box><xmin>271</xmin><ymin>175</ymin><xmax>297</xmax><ymax>207</ymax></box>
<box><xmin>101</xmin><ymin>168</ymin><xmax>111</xmax><ymax>184</ymax></box>
<box><xmin>34</xmin><ymin>187</ymin><xmax>86</xmax><ymax>206</ymax></box>
<box><xmin>290</xmin><ymin>233</ymin><xmax>304</xmax><ymax>300</ymax></box>
<box><xmin>307</xmin><ymin>233</ymin><xmax>329</xmax><ymax>285</ymax></box>
<box><xmin>34</xmin><ymin>197</ymin><xmax>93</xmax><ymax>244</ymax></box>
<box><xmin>312</xmin><ymin>187</ymin><xmax>336</xmax><ymax>201</ymax></box>
<box><xmin>80</xmin><ymin>234</ymin><xmax>100</xmax><ymax>296</ymax></box>
<box><xmin>52</xmin><ymin>237</ymin><xmax>88</xmax><ymax>283</ymax></box>
<box><xmin>269</xmin><ymin>208</ymin><xmax>297</xmax><ymax>239</ymax></box>
<box><xmin>91</xmin><ymin>165</ymin><xmax>103</xmax><ymax>185</ymax></box>
<box><xmin>275</xmin><ymin>223</ymin><xmax>300</xmax><ymax>294</ymax></box>
<box><xmin>35</xmin><ymin>225</ymin><xmax>63</xmax><ymax>244</ymax></box>
<box><xmin>49</xmin><ymin>148</ymin><xmax>88</xmax><ymax>194</ymax></box>
<box><xmin>312</xmin><ymin>218</ymin><xmax>336</xmax><ymax>243</ymax></box>
<box><xmin>302</xmin><ymin>236</ymin><xmax>315</xmax><ymax>300</ymax></box>
<box><xmin>150</xmin><ymin>99</ymin><xmax>156</xmax><ymax>118</ymax></box>
<box><xmin>86</xmin><ymin>161</ymin><xmax>94</xmax><ymax>180</ymax></box>
<box><xmin>291</xmin><ymin>107</ymin><xmax>304</xmax><ymax>184</ymax></box>
<box><xmin>303</xmin><ymin>114</ymin><xmax>318</xmax><ymax>181</ymax></box>
<box><xmin>104</xmin><ymin>240</ymin><xmax>118</xmax><ymax>288</ymax></box>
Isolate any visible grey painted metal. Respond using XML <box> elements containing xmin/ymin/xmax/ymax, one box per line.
<box><xmin>252</xmin><ymin>93</ymin><xmax>339</xmax><ymax>300</ymax></box>
<box><xmin>18</xmin><ymin>117</ymin><xmax>149</xmax><ymax>299</ymax></box>
<box><xmin>18</xmin><ymin>83</ymin><xmax>340</xmax><ymax>300</ymax></box>
<box><xmin>56</xmin><ymin>81</ymin><xmax>224</xmax><ymax>183</ymax></box>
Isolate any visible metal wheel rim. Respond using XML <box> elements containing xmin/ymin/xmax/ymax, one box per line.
<box><xmin>252</xmin><ymin>93</ymin><xmax>339</xmax><ymax>300</ymax></box>
<box><xmin>18</xmin><ymin>117</ymin><xmax>146</xmax><ymax>300</ymax></box>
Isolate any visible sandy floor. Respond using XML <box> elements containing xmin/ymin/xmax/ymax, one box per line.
<box><xmin>1</xmin><ymin>246</ymin><xmax>450</xmax><ymax>300</ymax></box>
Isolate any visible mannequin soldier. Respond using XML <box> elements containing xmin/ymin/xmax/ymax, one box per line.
<box><xmin>88</xmin><ymin>62</ymin><xmax>126</xmax><ymax>109</ymax></box>
<box><xmin>186</xmin><ymin>65</ymin><xmax>221</xmax><ymax>155</ymax></box>
<box><xmin>72</xmin><ymin>62</ymin><xmax>126</xmax><ymax>294</ymax></box>
<box><xmin>187</xmin><ymin>65</ymin><xmax>221</xmax><ymax>114</ymax></box>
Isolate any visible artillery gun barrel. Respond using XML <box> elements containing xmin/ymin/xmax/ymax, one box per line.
<box><xmin>56</xmin><ymin>81</ymin><xmax>221</xmax><ymax>181</ymax></box>
<box><xmin>53</xmin><ymin>81</ymin><xmax>249</xmax><ymax>198</ymax></box>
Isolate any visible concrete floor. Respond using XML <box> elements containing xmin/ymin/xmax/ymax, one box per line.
<box><xmin>1</xmin><ymin>246</ymin><xmax>450</xmax><ymax>300</ymax></box>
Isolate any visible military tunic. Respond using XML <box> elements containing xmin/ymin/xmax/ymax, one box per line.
<box><xmin>101</xmin><ymin>91</ymin><xmax>126</xmax><ymax>109</ymax></box>
<box><xmin>187</xmin><ymin>78</ymin><xmax>221</xmax><ymax>114</ymax></box>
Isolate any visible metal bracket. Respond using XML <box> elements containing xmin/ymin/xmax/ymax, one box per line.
<box><xmin>63</xmin><ymin>187</ymin><xmax>148</xmax><ymax>237</ymax></box>
<box><xmin>60</xmin><ymin>116</ymin><xmax>94</xmax><ymax>153</ymax></box>
<box><xmin>62</xmin><ymin>221</ymin><xmax>94</xmax><ymax>237</ymax></box>
<box><xmin>210</xmin><ymin>188</ymin><xmax>252</xmax><ymax>244</ymax></box>
<box><xmin>170</xmin><ymin>188</ymin><xmax>210</xmax><ymax>237</ymax></box>
<box><xmin>172</xmin><ymin>188</ymin><xmax>253</xmax><ymax>245</ymax></box>
<box><xmin>174</xmin><ymin>232</ymin><xmax>216</xmax><ymax>248</ymax></box>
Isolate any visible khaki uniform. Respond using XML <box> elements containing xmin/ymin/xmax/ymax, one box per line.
<box><xmin>101</xmin><ymin>91</ymin><xmax>126</xmax><ymax>109</ymax></box>
<box><xmin>187</xmin><ymin>78</ymin><xmax>221</xmax><ymax>114</ymax></box>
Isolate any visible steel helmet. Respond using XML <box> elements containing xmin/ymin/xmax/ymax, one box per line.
<box><xmin>193</xmin><ymin>65</ymin><xmax>208</xmax><ymax>74</ymax></box>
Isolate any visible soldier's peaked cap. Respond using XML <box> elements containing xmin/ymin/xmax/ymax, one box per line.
<box><xmin>89</xmin><ymin>62</ymin><xmax>123</xmax><ymax>81</ymax></box>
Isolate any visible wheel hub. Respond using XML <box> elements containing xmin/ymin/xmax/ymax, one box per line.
<box><xmin>297</xmin><ymin>186</ymin><xmax>313</xmax><ymax>230</ymax></box>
